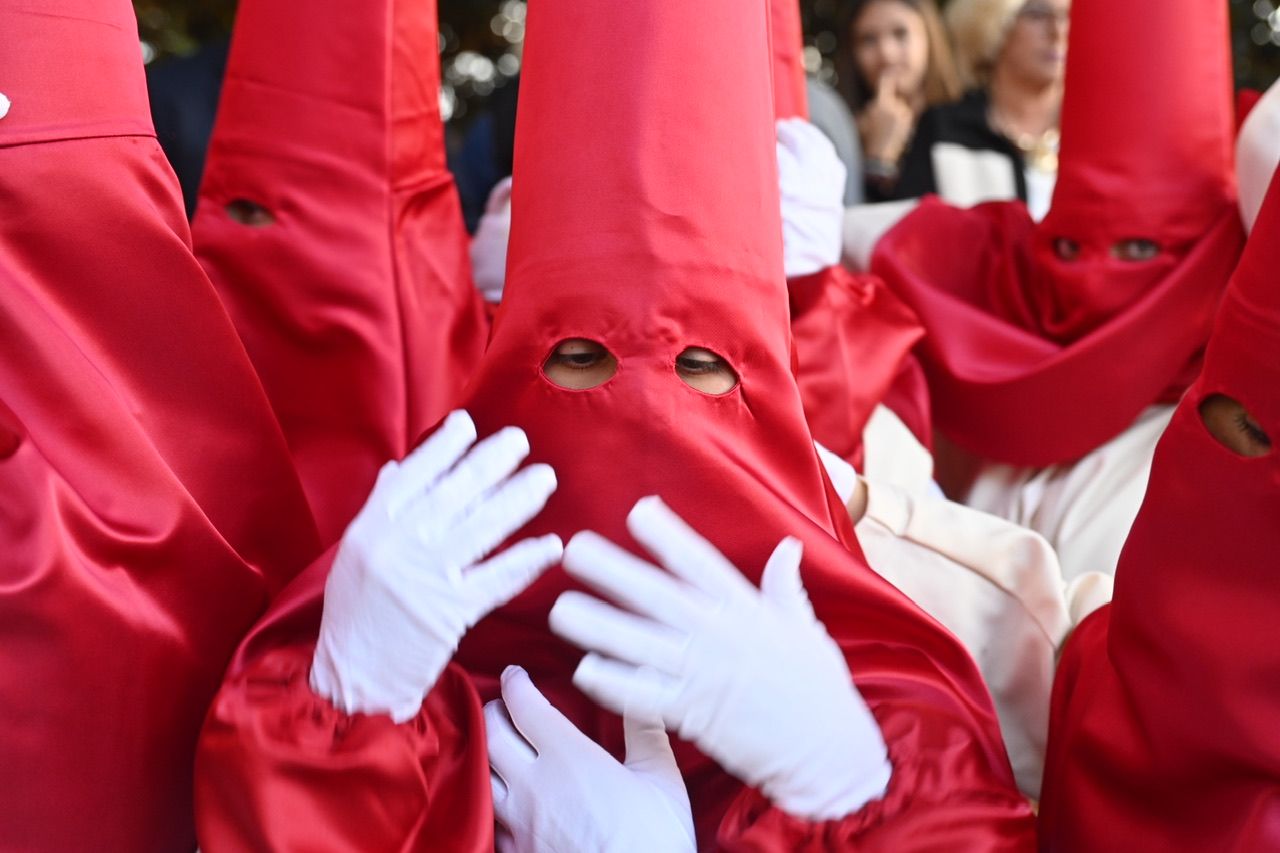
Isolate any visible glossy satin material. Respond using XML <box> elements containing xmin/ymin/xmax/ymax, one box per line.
<box><xmin>193</xmin><ymin>0</ymin><xmax>487</xmax><ymax>543</ymax></box>
<box><xmin>873</xmin><ymin>0</ymin><xmax>1243</xmax><ymax>466</ymax></box>
<box><xmin>0</xmin><ymin>2</ymin><xmax>320</xmax><ymax>849</ymax></box>
<box><xmin>1039</xmin><ymin>171</ymin><xmax>1280</xmax><ymax>851</ymax></box>
<box><xmin>470</xmin><ymin>0</ymin><xmax>1029</xmax><ymax>846</ymax></box>
<box><xmin>875</xmin><ymin>199</ymin><xmax>1242</xmax><ymax>466</ymax></box>
<box><xmin>789</xmin><ymin>268</ymin><xmax>928</xmax><ymax>467</ymax></box>
<box><xmin>200</xmin><ymin>0</ymin><xmax>1033</xmax><ymax>848</ymax></box>
<box><xmin>769</xmin><ymin>0</ymin><xmax>809</xmax><ymax>121</ymax></box>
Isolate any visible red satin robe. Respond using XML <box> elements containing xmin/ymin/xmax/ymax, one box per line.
<box><xmin>0</xmin><ymin>1</ymin><xmax>321</xmax><ymax>849</ymax></box>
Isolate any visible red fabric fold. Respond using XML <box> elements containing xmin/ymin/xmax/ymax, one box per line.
<box><xmin>0</xmin><ymin>2</ymin><xmax>320</xmax><ymax>849</ymax></box>
<box><xmin>789</xmin><ymin>266</ymin><xmax>929</xmax><ymax>466</ymax></box>
<box><xmin>196</xmin><ymin>644</ymin><xmax>493</xmax><ymax>853</ymax></box>
<box><xmin>873</xmin><ymin>198</ymin><xmax>1243</xmax><ymax>466</ymax></box>
<box><xmin>193</xmin><ymin>0</ymin><xmax>487</xmax><ymax>543</ymax></box>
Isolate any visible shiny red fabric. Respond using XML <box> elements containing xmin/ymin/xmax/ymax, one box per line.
<box><xmin>0</xmin><ymin>2</ymin><xmax>321</xmax><ymax>850</ymax></box>
<box><xmin>872</xmin><ymin>0</ymin><xmax>1243</xmax><ymax>466</ymax></box>
<box><xmin>198</xmin><ymin>0</ymin><xmax>1033</xmax><ymax>848</ymax></box>
<box><xmin>1039</xmin><ymin>171</ymin><xmax>1280</xmax><ymax>850</ymax></box>
<box><xmin>789</xmin><ymin>268</ymin><xmax>928</xmax><ymax>466</ymax></box>
<box><xmin>769</xmin><ymin>0</ymin><xmax>809</xmax><ymax>121</ymax></box>
<box><xmin>470</xmin><ymin>0</ymin><xmax>1030</xmax><ymax>841</ymax></box>
<box><xmin>874</xmin><ymin>199</ymin><xmax>1242</xmax><ymax>466</ymax></box>
<box><xmin>193</xmin><ymin>0</ymin><xmax>487</xmax><ymax>543</ymax></box>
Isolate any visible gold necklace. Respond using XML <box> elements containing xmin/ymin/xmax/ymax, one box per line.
<box><xmin>988</xmin><ymin>108</ymin><xmax>1060</xmax><ymax>173</ymax></box>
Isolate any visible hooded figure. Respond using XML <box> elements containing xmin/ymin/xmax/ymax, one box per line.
<box><xmin>0</xmin><ymin>0</ymin><xmax>320</xmax><ymax>848</ymax></box>
<box><xmin>871</xmin><ymin>0</ymin><xmax>1242</xmax><ymax>468</ymax></box>
<box><xmin>197</xmin><ymin>0</ymin><xmax>1035</xmax><ymax>847</ymax></box>
<box><xmin>192</xmin><ymin>0</ymin><xmax>487</xmax><ymax>543</ymax></box>
<box><xmin>1038</xmin><ymin>166</ymin><xmax>1280</xmax><ymax>851</ymax></box>
<box><xmin>870</xmin><ymin>0</ymin><xmax>1243</xmax><ymax>581</ymax></box>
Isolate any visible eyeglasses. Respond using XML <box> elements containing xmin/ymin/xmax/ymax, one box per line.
<box><xmin>1019</xmin><ymin>3</ymin><xmax>1069</xmax><ymax>26</ymax></box>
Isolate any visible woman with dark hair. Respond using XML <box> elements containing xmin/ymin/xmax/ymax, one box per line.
<box><xmin>838</xmin><ymin>0</ymin><xmax>962</xmax><ymax>201</ymax></box>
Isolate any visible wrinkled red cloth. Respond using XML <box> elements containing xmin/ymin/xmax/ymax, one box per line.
<box><xmin>789</xmin><ymin>267</ymin><xmax>929</xmax><ymax>467</ymax></box>
<box><xmin>0</xmin><ymin>1</ymin><xmax>320</xmax><ymax>850</ymax></box>
<box><xmin>193</xmin><ymin>0</ymin><xmax>487</xmax><ymax>543</ymax></box>
<box><xmin>1039</xmin><ymin>171</ymin><xmax>1280</xmax><ymax>851</ymax></box>
<box><xmin>872</xmin><ymin>0</ymin><xmax>1242</xmax><ymax>467</ymax></box>
<box><xmin>874</xmin><ymin>199</ymin><xmax>1242</xmax><ymax>466</ymax></box>
<box><xmin>197</xmin><ymin>0</ymin><xmax>1034</xmax><ymax>848</ymax></box>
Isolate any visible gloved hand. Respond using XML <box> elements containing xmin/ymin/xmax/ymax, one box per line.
<box><xmin>550</xmin><ymin>496</ymin><xmax>891</xmax><ymax>821</ymax></box>
<box><xmin>311</xmin><ymin>410</ymin><xmax>563</xmax><ymax>722</ymax></box>
<box><xmin>777</xmin><ymin>117</ymin><xmax>846</xmax><ymax>278</ymax></box>
<box><xmin>470</xmin><ymin>176</ymin><xmax>513</xmax><ymax>303</ymax></box>
<box><xmin>485</xmin><ymin>665</ymin><xmax>695</xmax><ymax>853</ymax></box>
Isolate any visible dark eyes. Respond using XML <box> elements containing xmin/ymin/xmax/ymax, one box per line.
<box><xmin>225</xmin><ymin>199</ymin><xmax>275</xmax><ymax>228</ymax></box>
<box><xmin>1199</xmin><ymin>394</ymin><xmax>1273</xmax><ymax>458</ymax></box>
<box><xmin>1236</xmin><ymin>412</ymin><xmax>1273</xmax><ymax>450</ymax></box>
<box><xmin>675</xmin><ymin>354</ymin><xmax>720</xmax><ymax>375</ymax></box>
<box><xmin>1052</xmin><ymin>238</ymin><xmax>1162</xmax><ymax>263</ymax></box>
<box><xmin>1053</xmin><ymin>238</ymin><xmax>1081</xmax><ymax>261</ymax></box>
<box><xmin>542</xmin><ymin>340</ymin><xmax>738</xmax><ymax>395</ymax></box>
<box><xmin>1111</xmin><ymin>239</ymin><xmax>1160</xmax><ymax>262</ymax></box>
<box><xmin>552</xmin><ymin>350</ymin><xmax>606</xmax><ymax>370</ymax></box>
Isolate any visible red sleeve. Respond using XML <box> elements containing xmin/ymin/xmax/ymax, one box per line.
<box><xmin>196</xmin><ymin>646</ymin><xmax>494</xmax><ymax>853</ymax></box>
<box><xmin>193</xmin><ymin>0</ymin><xmax>487</xmax><ymax>542</ymax></box>
<box><xmin>789</xmin><ymin>265</ymin><xmax>926</xmax><ymax>468</ymax></box>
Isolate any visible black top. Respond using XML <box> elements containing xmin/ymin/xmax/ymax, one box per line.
<box><xmin>887</xmin><ymin>90</ymin><xmax>1028</xmax><ymax>203</ymax></box>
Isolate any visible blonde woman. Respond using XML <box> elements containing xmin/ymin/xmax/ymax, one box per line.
<box><xmin>896</xmin><ymin>0</ymin><xmax>1069</xmax><ymax>218</ymax></box>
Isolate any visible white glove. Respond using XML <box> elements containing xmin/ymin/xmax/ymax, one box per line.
<box><xmin>311</xmin><ymin>410</ymin><xmax>563</xmax><ymax>722</ymax></box>
<box><xmin>777</xmin><ymin>117</ymin><xmax>847</xmax><ymax>278</ymax></box>
<box><xmin>814</xmin><ymin>440</ymin><xmax>858</xmax><ymax>505</ymax></box>
<box><xmin>485</xmin><ymin>665</ymin><xmax>695</xmax><ymax>853</ymax></box>
<box><xmin>470</xmin><ymin>176</ymin><xmax>513</xmax><ymax>303</ymax></box>
<box><xmin>550</xmin><ymin>496</ymin><xmax>892</xmax><ymax>821</ymax></box>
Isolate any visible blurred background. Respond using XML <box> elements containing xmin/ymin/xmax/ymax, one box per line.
<box><xmin>135</xmin><ymin>0</ymin><xmax>1279</xmax><ymax>219</ymax></box>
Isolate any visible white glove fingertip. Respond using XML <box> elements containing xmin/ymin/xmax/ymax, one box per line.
<box><xmin>385</xmin><ymin>410</ymin><xmax>479</xmax><ymax>513</ymax></box>
<box><xmin>761</xmin><ymin>536</ymin><xmax>811</xmax><ymax>616</ymax></box>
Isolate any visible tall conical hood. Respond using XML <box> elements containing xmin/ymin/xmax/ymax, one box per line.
<box><xmin>1038</xmin><ymin>167</ymin><xmax>1280</xmax><ymax>852</ymax></box>
<box><xmin>1031</xmin><ymin>0</ymin><xmax>1237</xmax><ymax>340</ymax></box>
<box><xmin>500</xmin><ymin>4</ymin><xmax>790</xmax><ymax>342</ymax></box>
<box><xmin>770</xmin><ymin>0</ymin><xmax>809</xmax><ymax>119</ymax></box>
<box><xmin>1043</xmin><ymin>0</ymin><xmax>1235</xmax><ymax>238</ymax></box>
<box><xmin>1195</xmin><ymin>166</ymin><xmax>1280</xmax><ymax>433</ymax></box>
<box><xmin>454</xmin><ymin>5</ymin><xmax>1026</xmax><ymax>845</ymax></box>
<box><xmin>194</xmin><ymin>0</ymin><xmax>486</xmax><ymax>541</ymax></box>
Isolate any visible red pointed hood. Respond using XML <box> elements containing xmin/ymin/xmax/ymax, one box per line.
<box><xmin>193</xmin><ymin>0</ymin><xmax>486</xmax><ymax>541</ymax></box>
<box><xmin>770</xmin><ymin>0</ymin><xmax>809</xmax><ymax>120</ymax></box>
<box><xmin>473</xmin><ymin>0</ymin><xmax>841</xmax><ymax>556</ymax></box>
<box><xmin>1039</xmin><ymin>169</ymin><xmax>1280</xmax><ymax>851</ymax></box>
<box><xmin>1031</xmin><ymin>0</ymin><xmax>1237</xmax><ymax>339</ymax></box>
